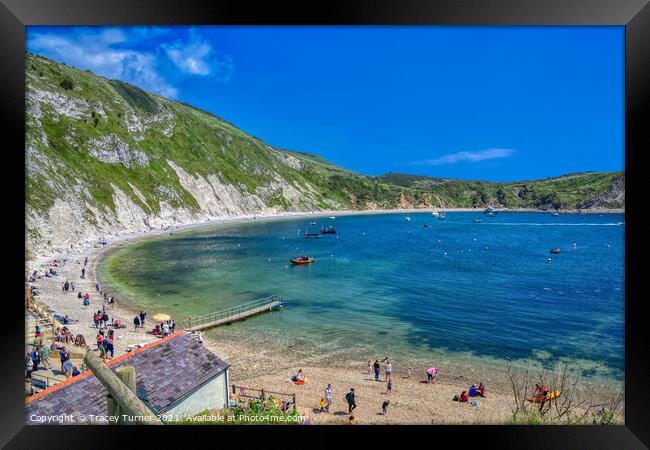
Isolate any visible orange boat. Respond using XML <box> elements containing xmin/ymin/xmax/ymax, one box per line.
<box><xmin>290</xmin><ymin>256</ymin><xmax>314</xmax><ymax>265</ymax></box>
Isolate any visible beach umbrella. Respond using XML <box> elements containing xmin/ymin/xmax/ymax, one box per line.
<box><xmin>152</xmin><ymin>313</ymin><xmax>171</xmax><ymax>322</ymax></box>
<box><xmin>426</xmin><ymin>367</ymin><xmax>437</xmax><ymax>375</ymax></box>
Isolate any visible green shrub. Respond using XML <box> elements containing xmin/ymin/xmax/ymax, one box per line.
<box><xmin>60</xmin><ymin>78</ymin><xmax>74</xmax><ymax>90</ymax></box>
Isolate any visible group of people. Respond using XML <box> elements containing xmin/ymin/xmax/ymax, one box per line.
<box><xmin>25</xmin><ymin>342</ymin><xmax>81</xmax><ymax>381</ymax></box>
<box><xmin>151</xmin><ymin>319</ymin><xmax>175</xmax><ymax>337</ymax></box>
<box><xmin>368</xmin><ymin>358</ymin><xmax>393</xmax><ymax>382</ymax></box>
<box><xmin>61</xmin><ymin>280</ymin><xmax>75</xmax><ymax>293</ymax></box>
<box><xmin>95</xmin><ymin>329</ymin><xmax>115</xmax><ymax>359</ymax></box>
<box><xmin>133</xmin><ymin>311</ymin><xmax>147</xmax><ymax>330</ymax></box>
<box><xmin>454</xmin><ymin>383</ymin><xmax>486</xmax><ymax>403</ymax></box>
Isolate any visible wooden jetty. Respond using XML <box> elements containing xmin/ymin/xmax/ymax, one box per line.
<box><xmin>183</xmin><ymin>295</ymin><xmax>282</xmax><ymax>332</ymax></box>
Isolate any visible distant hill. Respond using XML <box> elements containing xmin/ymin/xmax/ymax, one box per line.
<box><xmin>25</xmin><ymin>52</ymin><xmax>624</xmax><ymax>254</ymax></box>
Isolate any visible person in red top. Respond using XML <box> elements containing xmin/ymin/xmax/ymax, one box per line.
<box><xmin>96</xmin><ymin>332</ymin><xmax>104</xmax><ymax>350</ymax></box>
<box><xmin>478</xmin><ymin>383</ymin><xmax>486</xmax><ymax>397</ymax></box>
<box><xmin>459</xmin><ymin>391</ymin><xmax>469</xmax><ymax>403</ymax></box>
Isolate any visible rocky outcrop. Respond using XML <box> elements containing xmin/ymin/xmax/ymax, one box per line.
<box><xmin>577</xmin><ymin>175</ymin><xmax>625</xmax><ymax>210</ymax></box>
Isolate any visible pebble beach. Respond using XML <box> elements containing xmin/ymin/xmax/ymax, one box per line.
<box><xmin>25</xmin><ymin>208</ymin><xmax>623</xmax><ymax>424</ymax></box>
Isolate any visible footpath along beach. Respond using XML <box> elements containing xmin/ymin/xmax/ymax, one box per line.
<box><xmin>24</xmin><ymin>208</ymin><xmax>622</xmax><ymax>424</ymax></box>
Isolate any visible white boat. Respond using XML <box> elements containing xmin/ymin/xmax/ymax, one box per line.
<box><xmin>438</xmin><ymin>212</ymin><xmax>446</xmax><ymax>220</ymax></box>
<box><xmin>328</xmin><ymin>216</ymin><xmax>336</xmax><ymax>220</ymax></box>
<box><xmin>405</xmin><ymin>215</ymin><xmax>411</xmax><ymax>222</ymax></box>
<box><xmin>431</xmin><ymin>210</ymin><xmax>440</xmax><ymax>217</ymax></box>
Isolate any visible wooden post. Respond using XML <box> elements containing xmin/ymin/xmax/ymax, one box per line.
<box><xmin>292</xmin><ymin>394</ymin><xmax>296</xmax><ymax>411</ymax></box>
<box><xmin>232</xmin><ymin>384</ymin><xmax>236</xmax><ymax>394</ymax></box>
<box><xmin>84</xmin><ymin>351</ymin><xmax>162</xmax><ymax>425</ymax></box>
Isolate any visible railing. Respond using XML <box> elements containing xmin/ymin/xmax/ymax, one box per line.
<box><xmin>231</xmin><ymin>384</ymin><xmax>296</xmax><ymax>412</ymax></box>
<box><xmin>26</xmin><ymin>373</ymin><xmax>62</xmax><ymax>395</ymax></box>
<box><xmin>184</xmin><ymin>295</ymin><xmax>282</xmax><ymax>330</ymax></box>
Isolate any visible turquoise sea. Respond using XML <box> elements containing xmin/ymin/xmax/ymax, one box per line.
<box><xmin>98</xmin><ymin>212</ymin><xmax>625</xmax><ymax>383</ymax></box>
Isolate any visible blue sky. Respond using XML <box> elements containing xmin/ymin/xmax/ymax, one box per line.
<box><xmin>26</xmin><ymin>26</ymin><xmax>624</xmax><ymax>181</ymax></box>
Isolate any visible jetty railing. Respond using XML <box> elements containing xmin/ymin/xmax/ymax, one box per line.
<box><xmin>183</xmin><ymin>294</ymin><xmax>282</xmax><ymax>331</ymax></box>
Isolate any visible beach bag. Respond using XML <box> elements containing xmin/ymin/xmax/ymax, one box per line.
<box><xmin>453</xmin><ymin>395</ymin><xmax>459</xmax><ymax>402</ymax></box>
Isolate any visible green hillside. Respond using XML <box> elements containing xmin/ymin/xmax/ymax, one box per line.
<box><xmin>24</xmin><ymin>52</ymin><xmax>623</xmax><ymax>252</ymax></box>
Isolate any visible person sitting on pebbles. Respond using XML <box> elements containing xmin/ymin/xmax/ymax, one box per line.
<box><xmin>291</xmin><ymin>369</ymin><xmax>306</xmax><ymax>384</ymax></box>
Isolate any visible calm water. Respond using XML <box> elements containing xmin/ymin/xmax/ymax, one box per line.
<box><xmin>99</xmin><ymin>212</ymin><xmax>625</xmax><ymax>381</ymax></box>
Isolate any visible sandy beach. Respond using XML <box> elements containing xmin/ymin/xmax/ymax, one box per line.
<box><xmin>25</xmin><ymin>208</ymin><xmax>624</xmax><ymax>424</ymax></box>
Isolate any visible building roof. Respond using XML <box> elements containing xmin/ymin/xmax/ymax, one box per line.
<box><xmin>26</xmin><ymin>331</ymin><xmax>229</xmax><ymax>424</ymax></box>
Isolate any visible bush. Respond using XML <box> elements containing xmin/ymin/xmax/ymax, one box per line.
<box><xmin>60</xmin><ymin>78</ymin><xmax>74</xmax><ymax>90</ymax></box>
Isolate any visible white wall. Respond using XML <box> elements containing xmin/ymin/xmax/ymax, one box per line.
<box><xmin>164</xmin><ymin>370</ymin><xmax>228</xmax><ymax>419</ymax></box>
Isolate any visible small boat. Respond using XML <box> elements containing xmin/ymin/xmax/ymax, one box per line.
<box><xmin>310</xmin><ymin>221</ymin><xmax>317</xmax><ymax>225</ymax></box>
<box><xmin>304</xmin><ymin>232</ymin><xmax>321</xmax><ymax>238</ymax></box>
<box><xmin>290</xmin><ymin>256</ymin><xmax>314</xmax><ymax>265</ymax></box>
<box><xmin>405</xmin><ymin>215</ymin><xmax>411</xmax><ymax>222</ymax></box>
<box><xmin>438</xmin><ymin>212</ymin><xmax>446</xmax><ymax>220</ymax></box>
<box><xmin>550</xmin><ymin>248</ymin><xmax>561</xmax><ymax>254</ymax></box>
<box><xmin>473</xmin><ymin>219</ymin><xmax>481</xmax><ymax>223</ymax></box>
<box><xmin>431</xmin><ymin>210</ymin><xmax>440</xmax><ymax>217</ymax></box>
<box><xmin>320</xmin><ymin>226</ymin><xmax>336</xmax><ymax>234</ymax></box>
<box><xmin>423</xmin><ymin>223</ymin><xmax>429</xmax><ymax>228</ymax></box>
<box><xmin>550</xmin><ymin>211</ymin><xmax>560</xmax><ymax>217</ymax></box>
<box><xmin>328</xmin><ymin>216</ymin><xmax>336</xmax><ymax>220</ymax></box>
<box><xmin>484</xmin><ymin>207</ymin><xmax>497</xmax><ymax>215</ymax></box>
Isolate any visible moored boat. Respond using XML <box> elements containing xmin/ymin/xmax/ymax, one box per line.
<box><xmin>290</xmin><ymin>256</ymin><xmax>314</xmax><ymax>265</ymax></box>
<box><xmin>320</xmin><ymin>226</ymin><xmax>336</xmax><ymax>234</ymax></box>
<box><xmin>550</xmin><ymin>248</ymin><xmax>561</xmax><ymax>254</ymax></box>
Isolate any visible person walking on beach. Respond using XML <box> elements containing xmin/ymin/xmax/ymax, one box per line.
<box><xmin>106</xmin><ymin>330</ymin><xmax>115</xmax><ymax>358</ymax></box>
<box><xmin>325</xmin><ymin>383</ymin><xmax>333</xmax><ymax>413</ymax></box>
<box><xmin>382</xmin><ymin>400</ymin><xmax>390</xmax><ymax>415</ymax></box>
<box><xmin>70</xmin><ymin>281</ymin><xmax>75</xmax><ymax>292</ymax></box>
<box><xmin>385</xmin><ymin>360</ymin><xmax>392</xmax><ymax>382</ymax></box>
<box><xmin>139</xmin><ymin>311</ymin><xmax>146</xmax><ymax>326</ymax></box>
<box><xmin>25</xmin><ymin>355</ymin><xmax>33</xmax><ymax>380</ymax></box>
<box><xmin>373</xmin><ymin>360</ymin><xmax>380</xmax><ymax>381</ymax></box>
<box><xmin>101</xmin><ymin>312</ymin><xmax>109</xmax><ymax>328</ymax></box>
<box><xmin>134</xmin><ymin>315</ymin><xmax>141</xmax><ymax>331</ymax></box>
<box><xmin>81</xmin><ymin>267</ymin><xmax>85</xmax><ymax>278</ymax></box>
<box><xmin>96</xmin><ymin>331</ymin><xmax>104</xmax><ymax>351</ymax></box>
<box><xmin>387</xmin><ymin>379</ymin><xmax>393</xmax><ymax>395</ymax></box>
<box><xmin>39</xmin><ymin>345</ymin><xmax>52</xmax><ymax>370</ymax></box>
<box><xmin>367</xmin><ymin>360</ymin><xmax>372</xmax><ymax>375</ymax></box>
<box><xmin>30</xmin><ymin>347</ymin><xmax>40</xmax><ymax>372</ymax></box>
<box><xmin>345</xmin><ymin>388</ymin><xmax>357</xmax><ymax>414</ymax></box>
<box><xmin>62</xmin><ymin>357</ymin><xmax>73</xmax><ymax>380</ymax></box>
<box><xmin>96</xmin><ymin>282</ymin><xmax>100</xmax><ymax>291</ymax></box>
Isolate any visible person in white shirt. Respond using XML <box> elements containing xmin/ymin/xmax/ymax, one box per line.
<box><xmin>325</xmin><ymin>383</ymin><xmax>333</xmax><ymax>413</ymax></box>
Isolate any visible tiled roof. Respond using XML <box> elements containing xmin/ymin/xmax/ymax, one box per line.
<box><xmin>26</xmin><ymin>331</ymin><xmax>229</xmax><ymax>424</ymax></box>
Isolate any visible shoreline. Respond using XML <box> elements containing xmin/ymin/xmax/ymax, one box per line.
<box><xmin>25</xmin><ymin>207</ymin><xmax>625</xmax><ymax>424</ymax></box>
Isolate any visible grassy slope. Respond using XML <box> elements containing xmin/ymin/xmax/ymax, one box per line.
<box><xmin>25</xmin><ymin>52</ymin><xmax>623</xmax><ymax>219</ymax></box>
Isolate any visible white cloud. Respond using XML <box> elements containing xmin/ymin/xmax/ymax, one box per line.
<box><xmin>28</xmin><ymin>30</ymin><xmax>178</xmax><ymax>98</ymax></box>
<box><xmin>414</xmin><ymin>148</ymin><xmax>516</xmax><ymax>166</ymax></box>
<box><xmin>163</xmin><ymin>33</ymin><xmax>234</xmax><ymax>80</ymax></box>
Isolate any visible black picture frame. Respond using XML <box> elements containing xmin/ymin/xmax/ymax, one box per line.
<box><xmin>1</xmin><ymin>0</ymin><xmax>648</xmax><ymax>447</ymax></box>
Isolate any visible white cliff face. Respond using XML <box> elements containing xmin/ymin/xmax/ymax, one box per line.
<box><xmin>26</xmin><ymin>87</ymin><xmax>92</xmax><ymax>121</ymax></box>
<box><xmin>24</xmin><ymin>55</ymin><xmax>342</xmax><ymax>258</ymax></box>
<box><xmin>88</xmin><ymin>134</ymin><xmax>150</xmax><ymax>167</ymax></box>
